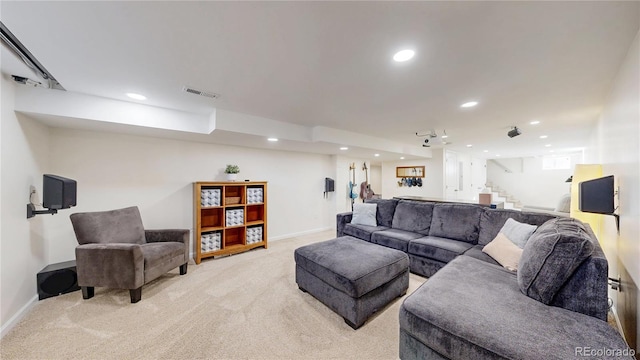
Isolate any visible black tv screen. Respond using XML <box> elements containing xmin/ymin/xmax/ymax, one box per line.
<box><xmin>43</xmin><ymin>174</ymin><xmax>77</xmax><ymax>210</ymax></box>
<box><xmin>579</xmin><ymin>175</ymin><xmax>614</xmax><ymax>215</ymax></box>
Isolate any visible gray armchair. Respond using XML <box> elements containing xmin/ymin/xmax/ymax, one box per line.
<box><xmin>70</xmin><ymin>206</ymin><xmax>189</xmax><ymax>303</ymax></box>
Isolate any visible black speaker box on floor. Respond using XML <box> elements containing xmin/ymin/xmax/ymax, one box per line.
<box><xmin>37</xmin><ymin>260</ymin><xmax>80</xmax><ymax>300</ymax></box>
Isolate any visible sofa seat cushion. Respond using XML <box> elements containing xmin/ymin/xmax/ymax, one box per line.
<box><xmin>407</xmin><ymin>236</ymin><xmax>473</xmax><ymax>264</ymax></box>
<box><xmin>463</xmin><ymin>245</ymin><xmax>500</xmax><ymax>267</ymax></box>
<box><xmin>400</xmin><ymin>256</ymin><xmax>631</xmax><ymax>360</ymax></box>
<box><xmin>478</xmin><ymin>208</ymin><xmax>557</xmax><ymax>246</ymax></box>
<box><xmin>391</xmin><ymin>200</ymin><xmax>435</xmax><ymax>235</ymax></box>
<box><xmin>343</xmin><ymin>223</ymin><xmax>389</xmax><ymax>242</ymax></box>
<box><xmin>294</xmin><ymin>236</ymin><xmax>409</xmax><ymax>298</ymax></box>
<box><xmin>428</xmin><ymin>204</ymin><xmax>483</xmax><ymax>244</ymax></box>
<box><xmin>371</xmin><ymin>228</ymin><xmax>424</xmax><ymax>252</ymax></box>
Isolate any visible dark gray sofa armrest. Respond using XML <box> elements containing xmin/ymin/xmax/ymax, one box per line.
<box><xmin>551</xmin><ymin>224</ymin><xmax>609</xmax><ymax>320</ymax></box>
<box><xmin>336</xmin><ymin>212</ymin><xmax>353</xmax><ymax>237</ymax></box>
<box><xmin>75</xmin><ymin>243</ymin><xmax>144</xmax><ymax>289</ymax></box>
<box><xmin>145</xmin><ymin>229</ymin><xmax>190</xmax><ymax>263</ymax></box>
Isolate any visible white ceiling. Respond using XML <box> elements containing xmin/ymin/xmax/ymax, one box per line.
<box><xmin>1</xmin><ymin>1</ymin><xmax>638</xmax><ymax>161</ymax></box>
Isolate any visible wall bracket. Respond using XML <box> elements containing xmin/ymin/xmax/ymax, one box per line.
<box><xmin>27</xmin><ymin>203</ymin><xmax>57</xmax><ymax>219</ymax></box>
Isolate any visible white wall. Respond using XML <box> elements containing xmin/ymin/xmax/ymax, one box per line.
<box><xmin>43</xmin><ymin>128</ymin><xmax>336</xmax><ymax>263</ymax></box>
<box><xmin>453</xmin><ymin>151</ymin><xmax>476</xmax><ymax>201</ymax></box>
<box><xmin>370</xmin><ymin>165</ymin><xmax>382</xmax><ymax>196</ymax></box>
<box><xmin>381</xmin><ymin>148</ymin><xmax>443</xmax><ymax>199</ymax></box>
<box><xmin>0</xmin><ymin>103</ymin><xmax>340</xmax><ymax>333</ymax></box>
<box><xmin>0</xmin><ymin>77</ymin><xmax>52</xmax><ymax>335</ymax></box>
<box><xmin>487</xmin><ymin>155</ymin><xmax>578</xmax><ymax>208</ymax></box>
<box><xmin>588</xmin><ymin>30</ymin><xmax>640</xmax><ymax>349</ymax></box>
<box><xmin>333</xmin><ymin>156</ymin><xmax>372</xmax><ymax>213</ymax></box>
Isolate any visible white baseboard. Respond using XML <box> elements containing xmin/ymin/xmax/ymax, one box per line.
<box><xmin>187</xmin><ymin>227</ymin><xmax>334</xmax><ymax>260</ymax></box>
<box><xmin>1</xmin><ymin>294</ymin><xmax>38</xmax><ymax>339</ymax></box>
<box><xmin>610</xmin><ymin>305</ymin><xmax>627</xmax><ymax>341</ymax></box>
<box><xmin>269</xmin><ymin>227</ymin><xmax>334</xmax><ymax>241</ymax></box>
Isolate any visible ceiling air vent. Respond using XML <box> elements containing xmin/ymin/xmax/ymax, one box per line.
<box><xmin>182</xmin><ymin>86</ymin><xmax>220</xmax><ymax>99</ymax></box>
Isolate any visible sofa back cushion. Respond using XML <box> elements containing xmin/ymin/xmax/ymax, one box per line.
<box><xmin>429</xmin><ymin>204</ymin><xmax>483</xmax><ymax>244</ymax></box>
<box><xmin>518</xmin><ymin>218</ymin><xmax>595</xmax><ymax>305</ymax></box>
<box><xmin>70</xmin><ymin>206</ymin><xmax>146</xmax><ymax>245</ymax></box>
<box><xmin>478</xmin><ymin>209</ymin><xmax>557</xmax><ymax>246</ymax></box>
<box><xmin>391</xmin><ymin>200</ymin><xmax>434</xmax><ymax>235</ymax></box>
<box><xmin>365</xmin><ymin>198</ymin><xmax>399</xmax><ymax>228</ymax></box>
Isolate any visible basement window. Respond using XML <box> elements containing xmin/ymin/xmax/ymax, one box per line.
<box><xmin>542</xmin><ymin>156</ymin><xmax>571</xmax><ymax>170</ymax></box>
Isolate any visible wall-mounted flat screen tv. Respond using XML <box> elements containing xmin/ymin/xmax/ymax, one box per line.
<box><xmin>578</xmin><ymin>175</ymin><xmax>614</xmax><ymax>215</ymax></box>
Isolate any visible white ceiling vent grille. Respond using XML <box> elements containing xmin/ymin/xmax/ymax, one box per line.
<box><xmin>182</xmin><ymin>86</ymin><xmax>220</xmax><ymax>99</ymax></box>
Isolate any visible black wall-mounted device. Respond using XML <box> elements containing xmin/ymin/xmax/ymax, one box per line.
<box><xmin>324</xmin><ymin>178</ymin><xmax>335</xmax><ymax>198</ymax></box>
<box><xmin>27</xmin><ymin>174</ymin><xmax>77</xmax><ymax>218</ymax></box>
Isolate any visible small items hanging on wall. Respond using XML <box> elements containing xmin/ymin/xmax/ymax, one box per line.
<box><xmin>398</xmin><ymin>177</ymin><xmax>423</xmax><ymax>187</ymax></box>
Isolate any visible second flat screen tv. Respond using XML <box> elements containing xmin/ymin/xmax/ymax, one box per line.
<box><xmin>578</xmin><ymin>175</ymin><xmax>614</xmax><ymax>215</ymax></box>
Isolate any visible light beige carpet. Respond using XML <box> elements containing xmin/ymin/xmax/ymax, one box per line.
<box><xmin>1</xmin><ymin>230</ymin><xmax>426</xmax><ymax>360</ymax></box>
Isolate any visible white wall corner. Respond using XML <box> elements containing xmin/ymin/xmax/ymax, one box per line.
<box><xmin>207</xmin><ymin>108</ymin><xmax>216</xmax><ymax>134</ymax></box>
<box><xmin>311</xmin><ymin>126</ymin><xmax>432</xmax><ymax>157</ymax></box>
<box><xmin>215</xmin><ymin>109</ymin><xmax>312</xmax><ymax>142</ymax></box>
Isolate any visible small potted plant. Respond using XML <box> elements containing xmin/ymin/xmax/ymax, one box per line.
<box><xmin>225</xmin><ymin>164</ymin><xmax>240</xmax><ymax>181</ymax></box>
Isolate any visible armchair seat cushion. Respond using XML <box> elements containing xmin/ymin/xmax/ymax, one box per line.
<box><xmin>141</xmin><ymin>242</ymin><xmax>185</xmax><ymax>267</ymax></box>
<box><xmin>140</xmin><ymin>242</ymin><xmax>186</xmax><ymax>283</ymax></box>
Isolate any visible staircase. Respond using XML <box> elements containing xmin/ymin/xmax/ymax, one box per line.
<box><xmin>483</xmin><ymin>182</ymin><xmax>522</xmax><ymax>210</ymax></box>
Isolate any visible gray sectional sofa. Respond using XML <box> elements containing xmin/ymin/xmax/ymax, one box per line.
<box><xmin>337</xmin><ymin>199</ymin><xmax>560</xmax><ymax>278</ymax></box>
<box><xmin>336</xmin><ymin>199</ymin><xmax>632</xmax><ymax>359</ymax></box>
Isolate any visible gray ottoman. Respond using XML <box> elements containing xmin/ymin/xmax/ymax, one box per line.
<box><xmin>295</xmin><ymin>236</ymin><xmax>410</xmax><ymax>329</ymax></box>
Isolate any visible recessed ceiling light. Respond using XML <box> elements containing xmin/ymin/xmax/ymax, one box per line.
<box><xmin>267</xmin><ymin>138</ymin><xmax>278</xmax><ymax>142</ymax></box>
<box><xmin>400</xmin><ymin>157</ymin><xmax>405</xmax><ymax>160</ymax></box>
<box><xmin>374</xmin><ymin>154</ymin><xmax>380</xmax><ymax>157</ymax></box>
<box><xmin>126</xmin><ymin>93</ymin><xmax>146</xmax><ymax>100</ymax></box>
<box><xmin>530</xmin><ymin>120</ymin><xmax>540</xmax><ymax>125</ymax></box>
<box><xmin>549</xmin><ymin>150</ymin><xmax>555</xmax><ymax>153</ymax></box>
<box><xmin>496</xmin><ymin>154</ymin><xmax>501</xmax><ymax>157</ymax></box>
<box><xmin>545</xmin><ymin>144</ymin><xmax>552</xmax><ymax>147</ymax></box>
<box><xmin>483</xmin><ymin>150</ymin><xmax>489</xmax><ymax>153</ymax></box>
<box><xmin>466</xmin><ymin>144</ymin><xmax>473</xmax><ymax>148</ymax></box>
<box><xmin>340</xmin><ymin>147</ymin><xmax>348</xmax><ymax>150</ymax></box>
<box><xmin>539</xmin><ymin>135</ymin><xmax>548</xmax><ymax>139</ymax></box>
<box><xmin>441</xmin><ymin>135</ymin><xmax>448</xmax><ymax>139</ymax></box>
<box><xmin>460</xmin><ymin>101</ymin><xmax>478</xmax><ymax>108</ymax></box>
<box><xmin>393</xmin><ymin>49</ymin><xmax>415</xmax><ymax>62</ymax></box>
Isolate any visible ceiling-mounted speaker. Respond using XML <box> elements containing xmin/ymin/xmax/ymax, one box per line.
<box><xmin>508</xmin><ymin>127</ymin><xmax>522</xmax><ymax>138</ymax></box>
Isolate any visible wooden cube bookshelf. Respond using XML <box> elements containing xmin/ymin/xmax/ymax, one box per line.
<box><xmin>193</xmin><ymin>181</ymin><xmax>267</xmax><ymax>264</ymax></box>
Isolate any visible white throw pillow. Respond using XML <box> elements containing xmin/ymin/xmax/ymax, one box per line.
<box><xmin>351</xmin><ymin>203</ymin><xmax>378</xmax><ymax>227</ymax></box>
<box><xmin>482</xmin><ymin>232</ymin><xmax>524</xmax><ymax>272</ymax></box>
<box><xmin>500</xmin><ymin>218</ymin><xmax>537</xmax><ymax>249</ymax></box>
<box><xmin>554</xmin><ymin>194</ymin><xmax>571</xmax><ymax>213</ymax></box>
